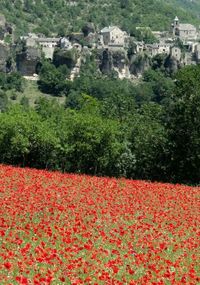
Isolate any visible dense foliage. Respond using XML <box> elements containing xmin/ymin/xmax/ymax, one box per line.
<box><xmin>0</xmin><ymin>72</ymin><xmax>24</xmax><ymax>92</ymax></box>
<box><xmin>0</xmin><ymin>164</ymin><xmax>199</xmax><ymax>284</ymax></box>
<box><xmin>1</xmin><ymin>63</ymin><xmax>200</xmax><ymax>184</ymax></box>
<box><xmin>1</xmin><ymin>0</ymin><xmax>200</xmax><ymax>36</ymax></box>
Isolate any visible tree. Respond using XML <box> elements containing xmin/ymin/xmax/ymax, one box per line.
<box><xmin>0</xmin><ymin>104</ymin><xmax>59</xmax><ymax>169</ymax></box>
<box><xmin>38</xmin><ymin>61</ymin><xmax>70</xmax><ymax>96</ymax></box>
<box><xmin>0</xmin><ymin>90</ymin><xmax>8</xmax><ymax>112</ymax></box>
<box><xmin>0</xmin><ymin>72</ymin><xmax>24</xmax><ymax>92</ymax></box>
<box><xmin>167</xmin><ymin>65</ymin><xmax>200</xmax><ymax>183</ymax></box>
<box><xmin>129</xmin><ymin>103</ymin><xmax>168</xmax><ymax>181</ymax></box>
<box><xmin>56</xmin><ymin>111</ymin><xmax>122</xmax><ymax>176</ymax></box>
<box><xmin>143</xmin><ymin>69</ymin><xmax>175</xmax><ymax>104</ymax></box>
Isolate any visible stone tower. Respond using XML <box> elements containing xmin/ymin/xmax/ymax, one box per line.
<box><xmin>172</xmin><ymin>16</ymin><xmax>179</xmax><ymax>36</ymax></box>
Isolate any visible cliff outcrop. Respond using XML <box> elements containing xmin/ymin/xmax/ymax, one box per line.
<box><xmin>0</xmin><ymin>42</ymin><xmax>10</xmax><ymax>72</ymax></box>
<box><xmin>16</xmin><ymin>47</ymin><xmax>42</xmax><ymax>76</ymax></box>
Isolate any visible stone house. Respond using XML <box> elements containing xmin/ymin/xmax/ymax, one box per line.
<box><xmin>145</xmin><ymin>43</ymin><xmax>171</xmax><ymax>57</ymax></box>
<box><xmin>100</xmin><ymin>26</ymin><xmax>127</xmax><ymax>47</ymax></box>
<box><xmin>22</xmin><ymin>35</ymin><xmax>60</xmax><ymax>60</ymax></box>
<box><xmin>170</xmin><ymin>46</ymin><xmax>181</xmax><ymax>61</ymax></box>
<box><xmin>35</xmin><ymin>38</ymin><xmax>60</xmax><ymax>60</ymax></box>
<box><xmin>21</xmin><ymin>33</ymin><xmax>60</xmax><ymax>59</ymax></box>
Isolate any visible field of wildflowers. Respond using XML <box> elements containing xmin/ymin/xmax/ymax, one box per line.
<box><xmin>0</xmin><ymin>164</ymin><xmax>199</xmax><ymax>284</ymax></box>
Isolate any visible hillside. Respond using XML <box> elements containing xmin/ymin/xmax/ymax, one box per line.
<box><xmin>1</xmin><ymin>0</ymin><xmax>200</xmax><ymax>37</ymax></box>
<box><xmin>0</xmin><ymin>164</ymin><xmax>199</xmax><ymax>284</ymax></box>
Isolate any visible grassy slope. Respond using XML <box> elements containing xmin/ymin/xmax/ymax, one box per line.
<box><xmin>6</xmin><ymin>80</ymin><xmax>65</xmax><ymax>107</ymax></box>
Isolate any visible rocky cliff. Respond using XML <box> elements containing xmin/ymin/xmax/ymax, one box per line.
<box><xmin>0</xmin><ymin>42</ymin><xmax>10</xmax><ymax>72</ymax></box>
<box><xmin>16</xmin><ymin>47</ymin><xmax>42</xmax><ymax>76</ymax></box>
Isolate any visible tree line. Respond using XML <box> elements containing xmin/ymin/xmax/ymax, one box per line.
<box><xmin>0</xmin><ymin>63</ymin><xmax>200</xmax><ymax>184</ymax></box>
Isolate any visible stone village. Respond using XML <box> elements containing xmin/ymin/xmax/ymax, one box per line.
<box><xmin>1</xmin><ymin>14</ymin><xmax>200</xmax><ymax>81</ymax></box>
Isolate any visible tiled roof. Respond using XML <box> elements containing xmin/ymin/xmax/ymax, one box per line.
<box><xmin>101</xmin><ymin>26</ymin><xmax>119</xmax><ymax>33</ymax></box>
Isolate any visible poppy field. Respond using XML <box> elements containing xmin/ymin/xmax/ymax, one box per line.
<box><xmin>0</xmin><ymin>164</ymin><xmax>199</xmax><ymax>285</ymax></box>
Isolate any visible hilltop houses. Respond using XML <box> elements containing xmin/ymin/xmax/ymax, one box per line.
<box><xmin>19</xmin><ymin>16</ymin><xmax>200</xmax><ymax>61</ymax></box>
<box><xmin>5</xmin><ymin>16</ymin><xmax>200</xmax><ymax>78</ymax></box>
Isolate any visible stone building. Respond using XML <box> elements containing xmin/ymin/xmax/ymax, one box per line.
<box><xmin>145</xmin><ymin>43</ymin><xmax>171</xmax><ymax>57</ymax></box>
<box><xmin>21</xmin><ymin>34</ymin><xmax>60</xmax><ymax>60</ymax></box>
<box><xmin>36</xmin><ymin>37</ymin><xmax>60</xmax><ymax>59</ymax></box>
<box><xmin>170</xmin><ymin>46</ymin><xmax>181</xmax><ymax>61</ymax></box>
<box><xmin>100</xmin><ymin>26</ymin><xmax>127</xmax><ymax>47</ymax></box>
<box><xmin>172</xmin><ymin>16</ymin><xmax>197</xmax><ymax>41</ymax></box>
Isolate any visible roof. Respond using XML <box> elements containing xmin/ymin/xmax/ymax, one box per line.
<box><xmin>101</xmin><ymin>26</ymin><xmax>121</xmax><ymax>33</ymax></box>
<box><xmin>174</xmin><ymin>16</ymin><xmax>179</xmax><ymax>21</ymax></box>
<box><xmin>179</xmin><ymin>24</ymin><xmax>196</xmax><ymax>31</ymax></box>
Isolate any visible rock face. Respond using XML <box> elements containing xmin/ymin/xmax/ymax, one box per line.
<box><xmin>0</xmin><ymin>43</ymin><xmax>10</xmax><ymax>72</ymax></box>
<box><xmin>164</xmin><ymin>55</ymin><xmax>179</xmax><ymax>74</ymax></box>
<box><xmin>99</xmin><ymin>48</ymin><xmax>153</xmax><ymax>78</ymax></box>
<box><xmin>99</xmin><ymin>49</ymin><xmax>129</xmax><ymax>78</ymax></box>
<box><xmin>0</xmin><ymin>14</ymin><xmax>13</xmax><ymax>41</ymax></box>
<box><xmin>99</xmin><ymin>49</ymin><xmax>113</xmax><ymax>74</ymax></box>
<box><xmin>129</xmin><ymin>54</ymin><xmax>150</xmax><ymax>76</ymax></box>
<box><xmin>53</xmin><ymin>48</ymin><xmax>78</xmax><ymax>69</ymax></box>
<box><xmin>16</xmin><ymin>47</ymin><xmax>42</xmax><ymax>76</ymax></box>
<box><xmin>82</xmin><ymin>22</ymin><xmax>96</xmax><ymax>37</ymax></box>
<box><xmin>112</xmin><ymin>50</ymin><xmax>127</xmax><ymax>70</ymax></box>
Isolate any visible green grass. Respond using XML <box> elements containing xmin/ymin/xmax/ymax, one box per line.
<box><xmin>6</xmin><ymin>80</ymin><xmax>66</xmax><ymax>107</ymax></box>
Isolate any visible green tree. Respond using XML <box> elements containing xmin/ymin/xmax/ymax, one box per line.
<box><xmin>0</xmin><ymin>105</ymin><xmax>59</xmax><ymax>168</ymax></box>
<box><xmin>38</xmin><ymin>61</ymin><xmax>70</xmax><ymax>96</ymax></box>
<box><xmin>143</xmin><ymin>69</ymin><xmax>175</xmax><ymax>105</ymax></box>
<box><xmin>56</xmin><ymin>110</ymin><xmax>122</xmax><ymax>175</ymax></box>
<box><xmin>0</xmin><ymin>90</ymin><xmax>8</xmax><ymax>112</ymax></box>
<box><xmin>167</xmin><ymin>65</ymin><xmax>200</xmax><ymax>183</ymax></box>
<box><xmin>129</xmin><ymin>103</ymin><xmax>168</xmax><ymax>181</ymax></box>
<box><xmin>0</xmin><ymin>72</ymin><xmax>24</xmax><ymax>92</ymax></box>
